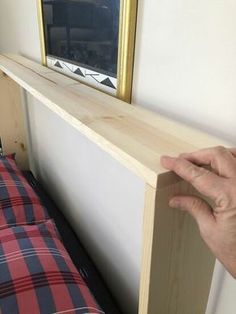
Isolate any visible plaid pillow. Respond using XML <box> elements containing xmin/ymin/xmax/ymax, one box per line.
<box><xmin>0</xmin><ymin>156</ymin><xmax>49</xmax><ymax>230</ymax></box>
<box><xmin>0</xmin><ymin>220</ymin><xmax>104</xmax><ymax>314</ymax></box>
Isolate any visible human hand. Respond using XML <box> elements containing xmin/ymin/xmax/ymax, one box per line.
<box><xmin>161</xmin><ymin>146</ymin><xmax>236</xmax><ymax>279</ymax></box>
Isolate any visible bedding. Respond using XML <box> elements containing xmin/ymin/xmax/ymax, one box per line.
<box><xmin>0</xmin><ymin>156</ymin><xmax>120</xmax><ymax>313</ymax></box>
<box><xmin>0</xmin><ymin>220</ymin><xmax>104</xmax><ymax>314</ymax></box>
<box><xmin>0</xmin><ymin>155</ymin><xmax>49</xmax><ymax>230</ymax></box>
<box><xmin>24</xmin><ymin>172</ymin><xmax>121</xmax><ymax>314</ymax></box>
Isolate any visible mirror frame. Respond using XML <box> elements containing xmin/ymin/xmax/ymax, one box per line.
<box><xmin>37</xmin><ymin>0</ymin><xmax>138</xmax><ymax>103</ymax></box>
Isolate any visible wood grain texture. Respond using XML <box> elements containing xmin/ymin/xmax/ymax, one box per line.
<box><xmin>139</xmin><ymin>175</ymin><xmax>215</xmax><ymax>314</ymax></box>
<box><xmin>0</xmin><ymin>54</ymin><xmax>231</xmax><ymax>188</ymax></box>
<box><xmin>0</xmin><ymin>54</ymin><xmax>231</xmax><ymax>314</ymax></box>
<box><xmin>0</xmin><ymin>70</ymin><xmax>29</xmax><ymax>169</ymax></box>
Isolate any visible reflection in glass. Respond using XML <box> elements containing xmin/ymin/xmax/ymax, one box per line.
<box><xmin>42</xmin><ymin>0</ymin><xmax>120</xmax><ymax>77</ymax></box>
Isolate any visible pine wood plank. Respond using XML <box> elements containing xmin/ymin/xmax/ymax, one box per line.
<box><xmin>0</xmin><ymin>70</ymin><xmax>29</xmax><ymax>169</ymax></box>
<box><xmin>0</xmin><ymin>54</ymin><xmax>230</xmax><ymax>188</ymax></box>
<box><xmin>5</xmin><ymin>53</ymin><xmax>53</xmax><ymax>74</ymax></box>
<box><xmin>139</xmin><ymin>177</ymin><xmax>215</xmax><ymax>314</ymax></box>
<box><xmin>0</xmin><ymin>54</ymin><xmax>228</xmax><ymax>314</ymax></box>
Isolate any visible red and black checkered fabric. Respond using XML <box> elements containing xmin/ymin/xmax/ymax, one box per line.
<box><xmin>0</xmin><ymin>156</ymin><xmax>49</xmax><ymax>230</ymax></box>
<box><xmin>0</xmin><ymin>220</ymin><xmax>104</xmax><ymax>314</ymax></box>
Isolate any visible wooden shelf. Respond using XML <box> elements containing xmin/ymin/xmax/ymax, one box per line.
<box><xmin>0</xmin><ymin>54</ymin><xmax>229</xmax><ymax>188</ymax></box>
<box><xmin>0</xmin><ymin>53</ymin><xmax>231</xmax><ymax>314</ymax></box>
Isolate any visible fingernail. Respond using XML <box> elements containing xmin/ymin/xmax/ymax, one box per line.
<box><xmin>169</xmin><ymin>199</ymin><xmax>180</xmax><ymax>208</ymax></box>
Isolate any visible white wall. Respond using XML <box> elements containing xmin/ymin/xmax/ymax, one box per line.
<box><xmin>0</xmin><ymin>0</ymin><xmax>236</xmax><ymax>313</ymax></box>
<box><xmin>0</xmin><ymin>0</ymin><xmax>41</xmax><ymax>61</ymax></box>
<box><xmin>26</xmin><ymin>95</ymin><xmax>144</xmax><ymax>314</ymax></box>
<box><xmin>133</xmin><ymin>0</ymin><xmax>236</xmax><ymax>144</ymax></box>
<box><xmin>206</xmin><ymin>261</ymin><xmax>236</xmax><ymax>314</ymax></box>
<box><xmin>132</xmin><ymin>0</ymin><xmax>236</xmax><ymax>313</ymax></box>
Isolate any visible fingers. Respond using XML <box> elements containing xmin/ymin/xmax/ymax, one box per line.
<box><xmin>161</xmin><ymin>156</ymin><xmax>224</xmax><ymax>202</ymax></box>
<box><xmin>229</xmin><ymin>148</ymin><xmax>236</xmax><ymax>158</ymax></box>
<box><xmin>169</xmin><ymin>195</ymin><xmax>215</xmax><ymax>236</ymax></box>
<box><xmin>179</xmin><ymin>146</ymin><xmax>236</xmax><ymax>178</ymax></box>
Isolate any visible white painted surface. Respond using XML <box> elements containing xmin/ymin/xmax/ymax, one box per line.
<box><xmin>0</xmin><ymin>0</ymin><xmax>41</xmax><ymax>62</ymax></box>
<box><xmin>26</xmin><ymin>95</ymin><xmax>144</xmax><ymax>313</ymax></box>
<box><xmin>133</xmin><ymin>0</ymin><xmax>236</xmax><ymax>314</ymax></box>
<box><xmin>133</xmin><ymin>0</ymin><xmax>236</xmax><ymax>144</ymax></box>
<box><xmin>206</xmin><ymin>261</ymin><xmax>236</xmax><ymax>314</ymax></box>
<box><xmin>132</xmin><ymin>0</ymin><xmax>236</xmax><ymax>312</ymax></box>
<box><xmin>0</xmin><ymin>0</ymin><xmax>236</xmax><ymax>312</ymax></box>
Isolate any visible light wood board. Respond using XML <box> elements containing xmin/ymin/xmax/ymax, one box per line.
<box><xmin>0</xmin><ymin>54</ymin><xmax>230</xmax><ymax>188</ymax></box>
<box><xmin>0</xmin><ymin>53</ymin><xmax>231</xmax><ymax>314</ymax></box>
<box><xmin>0</xmin><ymin>70</ymin><xmax>28</xmax><ymax>169</ymax></box>
<box><xmin>139</xmin><ymin>175</ymin><xmax>215</xmax><ymax>314</ymax></box>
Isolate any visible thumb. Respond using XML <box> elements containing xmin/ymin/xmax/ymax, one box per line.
<box><xmin>169</xmin><ymin>196</ymin><xmax>215</xmax><ymax>236</ymax></box>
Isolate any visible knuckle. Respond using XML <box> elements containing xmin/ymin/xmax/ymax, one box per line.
<box><xmin>214</xmin><ymin>146</ymin><xmax>227</xmax><ymax>156</ymax></box>
<box><xmin>190</xmin><ymin>197</ymin><xmax>203</xmax><ymax>210</ymax></box>
<box><xmin>216</xmin><ymin>186</ymin><xmax>235</xmax><ymax>209</ymax></box>
<box><xmin>189</xmin><ymin>166</ymin><xmax>208</xmax><ymax>184</ymax></box>
<box><xmin>189</xmin><ymin>199</ymin><xmax>211</xmax><ymax>236</ymax></box>
<box><xmin>217</xmin><ymin>194</ymin><xmax>233</xmax><ymax>210</ymax></box>
<box><xmin>172</xmin><ymin>157</ymin><xmax>183</xmax><ymax>172</ymax></box>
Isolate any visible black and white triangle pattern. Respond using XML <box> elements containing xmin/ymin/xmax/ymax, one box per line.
<box><xmin>48</xmin><ymin>58</ymin><xmax>117</xmax><ymax>91</ymax></box>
